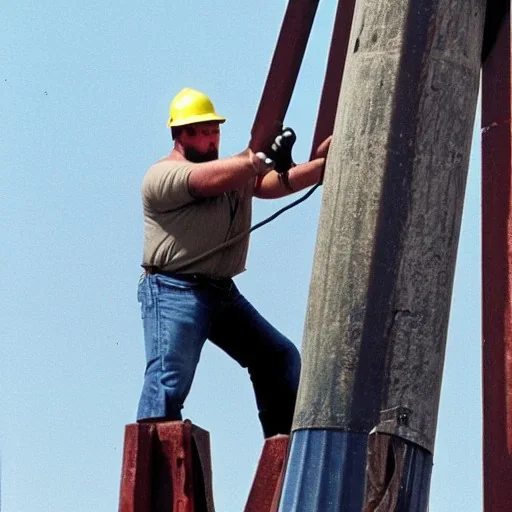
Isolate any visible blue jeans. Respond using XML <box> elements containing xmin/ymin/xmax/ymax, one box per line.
<box><xmin>136</xmin><ymin>272</ymin><xmax>301</xmax><ymax>438</ymax></box>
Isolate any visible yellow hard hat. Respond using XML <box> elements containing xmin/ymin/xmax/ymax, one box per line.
<box><xmin>167</xmin><ymin>88</ymin><xmax>226</xmax><ymax>128</ymax></box>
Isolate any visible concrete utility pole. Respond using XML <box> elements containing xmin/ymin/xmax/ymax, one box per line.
<box><xmin>278</xmin><ymin>0</ymin><xmax>486</xmax><ymax>510</ymax></box>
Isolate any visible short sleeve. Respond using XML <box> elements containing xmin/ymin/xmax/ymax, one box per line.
<box><xmin>142</xmin><ymin>161</ymin><xmax>195</xmax><ymax>212</ymax></box>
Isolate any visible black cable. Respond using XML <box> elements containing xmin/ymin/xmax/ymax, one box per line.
<box><xmin>153</xmin><ymin>181</ymin><xmax>322</xmax><ymax>270</ymax></box>
<box><xmin>249</xmin><ymin>181</ymin><xmax>321</xmax><ymax>233</ymax></box>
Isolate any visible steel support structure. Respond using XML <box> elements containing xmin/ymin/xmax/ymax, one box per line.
<box><xmin>309</xmin><ymin>0</ymin><xmax>356</xmax><ymax>159</ymax></box>
<box><xmin>482</xmin><ymin>8</ymin><xmax>512</xmax><ymax>512</ymax></box>
<box><xmin>118</xmin><ymin>421</ymin><xmax>215</xmax><ymax>512</ymax></box>
<box><xmin>244</xmin><ymin>435</ymin><xmax>289</xmax><ymax>512</ymax></box>
<box><xmin>249</xmin><ymin>0</ymin><xmax>320</xmax><ymax>153</ymax></box>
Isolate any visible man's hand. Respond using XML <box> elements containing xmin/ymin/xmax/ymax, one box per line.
<box><xmin>250</xmin><ymin>150</ymin><xmax>275</xmax><ymax>175</ymax></box>
<box><xmin>314</xmin><ymin>135</ymin><xmax>332</xmax><ymax>159</ymax></box>
<box><xmin>268</xmin><ymin>127</ymin><xmax>297</xmax><ymax>173</ymax></box>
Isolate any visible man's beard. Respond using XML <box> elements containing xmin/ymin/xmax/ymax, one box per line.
<box><xmin>184</xmin><ymin>146</ymin><xmax>219</xmax><ymax>163</ymax></box>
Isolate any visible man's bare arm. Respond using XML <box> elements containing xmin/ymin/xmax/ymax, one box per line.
<box><xmin>253</xmin><ymin>135</ymin><xmax>332</xmax><ymax>199</ymax></box>
<box><xmin>188</xmin><ymin>149</ymin><xmax>269</xmax><ymax>197</ymax></box>
<box><xmin>253</xmin><ymin>158</ymin><xmax>325</xmax><ymax>199</ymax></box>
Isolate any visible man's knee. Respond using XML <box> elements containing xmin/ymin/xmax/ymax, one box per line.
<box><xmin>278</xmin><ymin>342</ymin><xmax>301</xmax><ymax>391</ymax></box>
<box><xmin>287</xmin><ymin>343</ymin><xmax>301</xmax><ymax>377</ymax></box>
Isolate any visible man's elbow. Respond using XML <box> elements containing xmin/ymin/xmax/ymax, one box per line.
<box><xmin>253</xmin><ymin>184</ymin><xmax>288</xmax><ymax>200</ymax></box>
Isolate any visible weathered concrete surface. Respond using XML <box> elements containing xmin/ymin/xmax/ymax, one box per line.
<box><xmin>293</xmin><ymin>0</ymin><xmax>486</xmax><ymax>454</ymax></box>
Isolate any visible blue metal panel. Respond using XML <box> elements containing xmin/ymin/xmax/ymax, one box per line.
<box><xmin>278</xmin><ymin>430</ymin><xmax>368</xmax><ymax>511</ymax></box>
<box><xmin>396</xmin><ymin>443</ymin><xmax>432</xmax><ymax>512</ymax></box>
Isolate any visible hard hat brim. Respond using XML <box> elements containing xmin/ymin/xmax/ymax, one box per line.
<box><xmin>167</xmin><ymin>113</ymin><xmax>226</xmax><ymax>128</ymax></box>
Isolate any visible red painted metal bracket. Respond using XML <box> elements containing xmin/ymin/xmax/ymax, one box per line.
<box><xmin>118</xmin><ymin>420</ymin><xmax>215</xmax><ymax>512</ymax></box>
<box><xmin>249</xmin><ymin>0</ymin><xmax>320</xmax><ymax>153</ymax></box>
<box><xmin>249</xmin><ymin>0</ymin><xmax>356</xmax><ymax>161</ymax></box>
<box><xmin>244</xmin><ymin>435</ymin><xmax>289</xmax><ymax>512</ymax></box>
<box><xmin>309</xmin><ymin>0</ymin><xmax>356</xmax><ymax>159</ymax></box>
<box><xmin>481</xmin><ymin>10</ymin><xmax>512</xmax><ymax>512</ymax></box>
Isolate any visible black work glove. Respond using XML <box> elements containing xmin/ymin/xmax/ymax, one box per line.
<box><xmin>267</xmin><ymin>127</ymin><xmax>297</xmax><ymax>174</ymax></box>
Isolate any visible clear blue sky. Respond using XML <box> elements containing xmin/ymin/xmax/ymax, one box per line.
<box><xmin>1</xmin><ymin>1</ymin><xmax>482</xmax><ymax>511</ymax></box>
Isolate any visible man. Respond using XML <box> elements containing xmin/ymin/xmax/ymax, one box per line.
<box><xmin>137</xmin><ymin>88</ymin><xmax>330</xmax><ymax>438</ymax></box>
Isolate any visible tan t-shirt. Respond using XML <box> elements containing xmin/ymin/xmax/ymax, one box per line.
<box><xmin>141</xmin><ymin>159</ymin><xmax>253</xmax><ymax>278</ymax></box>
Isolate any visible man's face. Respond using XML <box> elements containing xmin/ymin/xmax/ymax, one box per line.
<box><xmin>179</xmin><ymin>121</ymin><xmax>221</xmax><ymax>163</ymax></box>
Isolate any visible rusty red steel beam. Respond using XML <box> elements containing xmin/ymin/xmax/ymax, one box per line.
<box><xmin>249</xmin><ymin>0</ymin><xmax>320</xmax><ymax>153</ymax></box>
<box><xmin>118</xmin><ymin>420</ymin><xmax>215</xmax><ymax>512</ymax></box>
<box><xmin>119</xmin><ymin>423</ymin><xmax>153</xmax><ymax>511</ymax></box>
<box><xmin>481</xmin><ymin>10</ymin><xmax>512</xmax><ymax>512</ymax></box>
<box><xmin>250</xmin><ymin>0</ymin><xmax>357</xmax><ymax>161</ymax></box>
<box><xmin>244</xmin><ymin>435</ymin><xmax>289</xmax><ymax>512</ymax></box>
<box><xmin>309</xmin><ymin>0</ymin><xmax>356</xmax><ymax>159</ymax></box>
